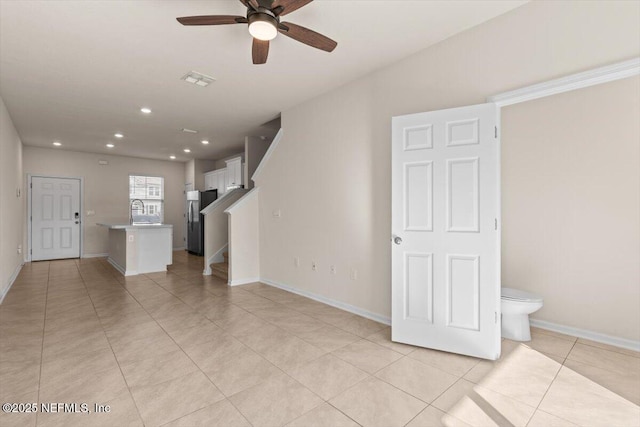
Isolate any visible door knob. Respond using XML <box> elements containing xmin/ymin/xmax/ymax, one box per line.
<box><xmin>75</xmin><ymin>221</ymin><xmax>79</xmax><ymax>224</ymax></box>
<box><xmin>393</xmin><ymin>236</ymin><xmax>403</xmax><ymax>245</ymax></box>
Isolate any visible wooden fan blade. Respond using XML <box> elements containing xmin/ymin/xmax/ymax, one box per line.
<box><xmin>252</xmin><ymin>39</ymin><xmax>269</xmax><ymax>64</ymax></box>
<box><xmin>177</xmin><ymin>15</ymin><xmax>247</xmax><ymax>26</ymax></box>
<box><xmin>239</xmin><ymin>0</ymin><xmax>260</xmax><ymax>10</ymax></box>
<box><xmin>272</xmin><ymin>0</ymin><xmax>313</xmax><ymax>16</ymax></box>
<box><xmin>278</xmin><ymin>22</ymin><xmax>337</xmax><ymax>52</ymax></box>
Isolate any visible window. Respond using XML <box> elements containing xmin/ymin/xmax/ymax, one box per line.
<box><xmin>129</xmin><ymin>175</ymin><xmax>164</xmax><ymax>223</ymax></box>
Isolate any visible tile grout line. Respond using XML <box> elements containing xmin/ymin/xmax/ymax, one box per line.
<box><xmin>145</xmin><ymin>276</ymin><xmax>256</xmax><ymax>427</ymax></box>
<box><xmin>77</xmin><ymin>259</ymin><xmax>146</xmax><ymax>425</ymax></box>
<box><xmin>34</xmin><ymin>261</ymin><xmax>50</xmax><ymax>427</ymax></box>
<box><xmin>111</xmin><ymin>274</ymin><xmax>246</xmax><ymax>427</ymax></box>
<box><xmin>524</xmin><ymin>338</ymin><xmax>579</xmax><ymax>427</ymax></box>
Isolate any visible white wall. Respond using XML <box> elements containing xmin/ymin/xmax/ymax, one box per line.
<box><xmin>23</xmin><ymin>147</ymin><xmax>187</xmax><ymax>256</ymax></box>
<box><xmin>255</xmin><ymin>1</ymin><xmax>640</xmax><ymax>339</ymax></box>
<box><xmin>502</xmin><ymin>76</ymin><xmax>640</xmax><ymax>340</ymax></box>
<box><xmin>0</xmin><ymin>95</ymin><xmax>24</xmax><ymax>299</ymax></box>
<box><xmin>245</xmin><ymin>136</ymin><xmax>271</xmax><ymax>190</ymax></box>
<box><xmin>227</xmin><ymin>189</ymin><xmax>260</xmax><ymax>284</ymax></box>
<box><xmin>214</xmin><ymin>152</ymin><xmax>244</xmax><ymax>170</ymax></box>
<box><xmin>185</xmin><ymin>159</ymin><xmax>218</xmax><ymax>191</ymax></box>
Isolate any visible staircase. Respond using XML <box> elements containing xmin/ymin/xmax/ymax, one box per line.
<box><xmin>210</xmin><ymin>252</ymin><xmax>228</xmax><ymax>281</ymax></box>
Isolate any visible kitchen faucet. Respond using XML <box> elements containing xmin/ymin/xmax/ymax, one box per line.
<box><xmin>130</xmin><ymin>199</ymin><xmax>145</xmax><ymax>224</ymax></box>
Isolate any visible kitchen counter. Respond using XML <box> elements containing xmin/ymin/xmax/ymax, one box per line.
<box><xmin>97</xmin><ymin>222</ymin><xmax>173</xmax><ymax>230</ymax></box>
<box><xmin>98</xmin><ymin>223</ymin><xmax>173</xmax><ymax>276</ymax></box>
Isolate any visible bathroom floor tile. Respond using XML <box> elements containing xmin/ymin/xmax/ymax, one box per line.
<box><xmin>539</xmin><ymin>366</ymin><xmax>640</xmax><ymax>426</ymax></box>
<box><xmin>332</xmin><ymin>339</ymin><xmax>403</xmax><ymax>374</ymax></box>
<box><xmin>285</xmin><ymin>403</ymin><xmax>359</xmax><ymax>427</ymax></box>
<box><xmin>566</xmin><ymin>342</ymin><xmax>640</xmax><ymax>376</ymax></box>
<box><xmin>289</xmin><ymin>353</ymin><xmax>370</xmax><ymax>400</ymax></box>
<box><xmin>406</xmin><ymin>405</ymin><xmax>472</xmax><ymax>427</ymax></box>
<box><xmin>130</xmin><ymin>371</ymin><xmax>224</xmax><ymax>427</ymax></box>
<box><xmin>375</xmin><ymin>356</ymin><xmax>458</xmax><ymax>403</ymax></box>
<box><xmin>162</xmin><ymin>399</ymin><xmax>250</xmax><ymax>427</ymax></box>
<box><xmin>229</xmin><ymin>373</ymin><xmax>323</xmax><ymax>426</ymax></box>
<box><xmin>330</xmin><ymin>376</ymin><xmax>426</xmax><ymax>427</ymax></box>
<box><xmin>432</xmin><ymin>379</ymin><xmax>536</xmax><ymax>427</ymax></box>
<box><xmin>407</xmin><ymin>347</ymin><xmax>480</xmax><ymax>377</ymax></box>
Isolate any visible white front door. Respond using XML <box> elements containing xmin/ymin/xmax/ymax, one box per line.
<box><xmin>31</xmin><ymin>176</ymin><xmax>81</xmax><ymax>261</ymax></box>
<box><xmin>391</xmin><ymin>103</ymin><xmax>501</xmax><ymax>360</ymax></box>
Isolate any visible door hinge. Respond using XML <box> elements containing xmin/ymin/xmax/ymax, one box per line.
<box><xmin>495</xmin><ymin>312</ymin><xmax>498</xmax><ymax>323</ymax></box>
<box><xmin>494</xmin><ymin>126</ymin><xmax>498</xmax><ymax>138</ymax></box>
<box><xmin>494</xmin><ymin>218</ymin><xmax>498</xmax><ymax>230</ymax></box>
<box><xmin>30</xmin><ymin>183</ymin><xmax>32</xmax><ymax>188</ymax></box>
<box><xmin>30</xmin><ymin>249</ymin><xmax>32</xmax><ymax>255</ymax></box>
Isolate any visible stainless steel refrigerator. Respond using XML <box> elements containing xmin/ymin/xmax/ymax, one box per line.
<box><xmin>186</xmin><ymin>190</ymin><xmax>217</xmax><ymax>256</ymax></box>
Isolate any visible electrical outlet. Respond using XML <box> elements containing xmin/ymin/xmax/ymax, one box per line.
<box><xmin>128</xmin><ymin>235</ymin><xmax>134</xmax><ymax>242</ymax></box>
<box><xmin>272</xmin><ymin>209</ymin><xmax>281</xmax><ymax>218</ymax></box>
<box><xmin>330</xmin><ymin>265</ymin><xmax>337</xmax><ymax>275</ymax></box>
<box><xmin>311</xmin><ymin>261</ymin><xmax>317</xmax><ymax>271</ymax></box>
<box><xmin>294</xmin><ymin>257</ymin><xmax>300</xmax><ymax>267</ymax></box>
<box><xmin>350</xmin><ymin>268</ymin><xmax>358</xmax><ymax>280</ymax></box>
<box><xmin>17</xmin><ymin>245</ymin><xmax>22</xmax><ymax>255</ymax></box>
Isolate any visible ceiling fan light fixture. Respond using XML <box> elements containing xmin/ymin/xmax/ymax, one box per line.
<box><xmin>248</xmin><ymin>14</ymin><xmax>277</xmax><ymax>41</ymax></box>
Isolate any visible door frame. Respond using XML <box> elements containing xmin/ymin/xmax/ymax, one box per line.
<box><xmin>26</xmin><ymin>174</ymin><xmax>84</xmax><ymax>262</ymax></box>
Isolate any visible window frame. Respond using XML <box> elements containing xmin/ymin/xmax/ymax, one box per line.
<box><xmin>128</xmin><ymin>174</ymin><xmax>165</xmax><ymax>223</ymax></box>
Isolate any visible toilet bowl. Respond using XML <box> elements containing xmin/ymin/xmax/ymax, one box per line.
<box><xmin>501</xmin><ymin>287</ymin><xmax>543</xmax><ymax>341</ymax></box>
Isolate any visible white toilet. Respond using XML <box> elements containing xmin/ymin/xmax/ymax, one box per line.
<box><xmin>501</xmin><ymin>287</ymin><xmax>543</xmax><ymax>341</ymax></box>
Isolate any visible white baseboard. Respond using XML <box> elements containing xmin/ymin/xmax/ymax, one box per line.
<box><xmin>107</xmin><ymin>257</ymin><xmax>132</xmax><ymax>276</ymax></box>
<box><xmin>0</xmin><ymin>262</ymin><xmax>24</xmax><ymax>304</ymax></box>
<box><xmin>229</xmin><ymin>277</ymin><xmax>261</xmax><ymax>287</ymax></box>
<box><xmin>530</xmin><ymin>319</ymin><xmax>640</xmax><ymax>352</ymax></box>
<box><xmin>260</xmin><ymin>278</ymin><xmax>391</xmax><ymax>326</ymax></box>
<box><xmin>82</xmin><ymin>253</ymin><xmax>108</xmax><ymax>259</ymax></box>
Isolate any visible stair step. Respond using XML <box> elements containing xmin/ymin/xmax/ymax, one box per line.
<box><xmin>210</xmin><ymin>262</ymin><xmax>228</xmax><ymax>281</ymax></box>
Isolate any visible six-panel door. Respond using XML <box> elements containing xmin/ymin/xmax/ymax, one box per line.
<box><xmin>391</xmin><ymin>103</ymin><xmax>501</xmax><ymax>360</ymax></box>
<box><xmin>31</xmin><ymin>176</ymin><xmax>81</xmax><ymax>261</ymax></box>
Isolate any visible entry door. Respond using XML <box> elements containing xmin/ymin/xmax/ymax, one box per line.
<box><xmin>391</xmin><ymin>103</ymin><xmax>501</xmax><ymax>360</ymax></box>
<box><xmin>31</xmin><ymin>176</ymin><xmax>81</xmax><ymax>261</ymax></box>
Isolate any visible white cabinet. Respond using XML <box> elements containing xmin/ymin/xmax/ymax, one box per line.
<box><xmin>225</xmin><ymin>157</ymin><xmax>243</xmax><ymax>189</ymax></box>
<box><xmin>204</xmin><ymin>171</ymin><xmax>217</xmax><ymax>191</ymax></box>
<box><xmin>217</xmin><ymin>168</ymin><xmax>227</xmax><ymax>196</ymax></box>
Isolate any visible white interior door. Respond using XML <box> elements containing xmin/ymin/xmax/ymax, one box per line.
<box><xmin>391</xmin><ymin>103</ymin><xmax>501</xmax><ymax>360</ymax></box>
<box><xmin>31</xmin><ymin>176</ymin><xmax>81</xmax><ymax>261</ymax></box>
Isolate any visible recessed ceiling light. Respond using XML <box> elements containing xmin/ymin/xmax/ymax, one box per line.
<box><xmin>170</xmin><ymin>155</ymin><xmax>176</xmax><ymax>160</ymax></box>
<box><xmin>201</xmin><ymin>140</ymin><xmax>209</xmax><ymax>145</ymax></box>
<box><xmin>52</xmin><ymin>141</ymin><xmax>62</xmax><ymax>146</ymax></box>
<box><xmin>114</xmin><ymin>133</ymin><xmax>123</xmax><ymax>138</ymax></box>
<box><xmin>181</xmin><ymin>71</ymin><xmax>216</xmax><ymax>88</ymax></box>
<box><xmin>106</xmin><ymin>143</ymin><xmax>115</xmax><ymax>148</ymax></box>
<box><xmin>183</xmin><ymin>148</ymin><xmax>191</xmax><ymax>153</ymax></box>
<box><xmin>140</xmin><ymin>107</ymin><xmax>152</xmax><ymax>114</ymax></box>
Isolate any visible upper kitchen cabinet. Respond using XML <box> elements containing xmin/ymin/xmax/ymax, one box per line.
<box><xmin>225</xmin><ymin>157</ymin><xmax>243</xmax><ymax>190</ymax></box>
<box><xmin>217</xmin><ymin>168</ymin><xmax>227</xmax><ymax>195</ymax></box>
<box><xmin>204</xmin><ymin>170</ymin><xmax>217</xmax><ymax>191</ymax></box>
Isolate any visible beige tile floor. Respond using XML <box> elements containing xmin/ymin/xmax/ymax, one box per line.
<box><xmin>0</xmin><ymin>252</ymin><xmax>638</xmax><ymax>427</ymax></box>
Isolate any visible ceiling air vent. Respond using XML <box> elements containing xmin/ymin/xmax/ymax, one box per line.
<box><xmin>181</xmin><ymin>71</ymin><xmax>215</xmax><ymax>87</ymax></box>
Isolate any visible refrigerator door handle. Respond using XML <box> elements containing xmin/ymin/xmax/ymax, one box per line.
<box><xmin>188</xmin><ymin>201</ymin><xmax>193</xmax><ymax>229</ymax></box>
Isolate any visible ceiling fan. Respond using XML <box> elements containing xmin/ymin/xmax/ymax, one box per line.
<box><xmin>177</xmin><ymin>0</ymin><xmax>337</xmax><ymax>65</ymax></box>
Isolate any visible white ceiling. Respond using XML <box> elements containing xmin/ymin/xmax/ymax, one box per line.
<box><xmin>0</xmin><ymin>0</ymin><xmax>525</xmax><ymax>162</ymax></box>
